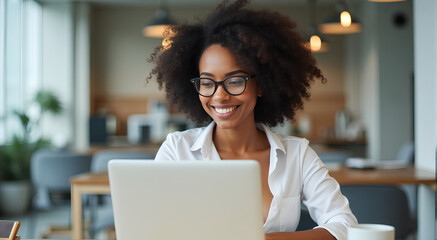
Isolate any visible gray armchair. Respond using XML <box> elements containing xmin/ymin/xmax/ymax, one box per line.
<box><xmin>30</xmin><ymin>149</ymin><xmax>91</xmax><ymax>238</ymax></box>
<box><xmin>90</xmin><ymin>150</ymin><xmax>155</xmax><ymax>173</ymax></box>
<box><xmin>341</xmin><ymin>185</ymin><xmax>416</xmax><ymax>240</ymax></box>
<box><xmin>31</xmin><ymin>149</ymin><xmax>91</xmax><ymax>210</ymax></box>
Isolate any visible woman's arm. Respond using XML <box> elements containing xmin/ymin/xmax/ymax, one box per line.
<box><xmin>295</xmin><ymin>144</ymin><xmax>357</xmax><ymax>240</ymax></box>
<box><xmin>265</xmin><ymin>228</ymin><xmax>336</xmax><ymax>240</ymax></box>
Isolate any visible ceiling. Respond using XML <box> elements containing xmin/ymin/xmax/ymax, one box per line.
<box><xmin>36</xmin><ymin>0</ymin><xmax>358</xmax><ymax>7</ymax></box>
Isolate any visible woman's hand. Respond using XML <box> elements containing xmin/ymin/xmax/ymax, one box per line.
<box><xmin>265</xmin><ymin>228</ymin><xmax>336</xmax><ymax>240</ymax></box>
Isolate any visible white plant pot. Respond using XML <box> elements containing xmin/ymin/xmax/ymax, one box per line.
<box><xmin>0</xmin><ymin>180</ymin><xmax>32</xmax><ymax>216</ymax></box>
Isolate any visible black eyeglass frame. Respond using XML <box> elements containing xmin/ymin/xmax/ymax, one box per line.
<box><xmin>190</xmin><ymin>75</ymin><xmax>256</xmax><ymax>97</ymax></box>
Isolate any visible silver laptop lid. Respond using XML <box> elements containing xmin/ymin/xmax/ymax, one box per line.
<box><xmin>108</xmin><ymin>160</ymin><xmax>265</xmax><ymax>240</ymax></box>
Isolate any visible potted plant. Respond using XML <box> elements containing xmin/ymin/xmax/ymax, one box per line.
<box><xmin>0</xmin><ymin>90</ymin><xmax>63</xmax><ymax>215</ymax></box>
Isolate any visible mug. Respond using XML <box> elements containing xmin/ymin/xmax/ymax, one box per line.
<box><xmin>348</xmin><ymin>224</ymin><xmax>395</xmax><ymax>240</ymax></box>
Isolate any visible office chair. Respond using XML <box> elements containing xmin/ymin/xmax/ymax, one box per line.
<box><xmin>31</xmin><ymin>149</ymin><xmax>91</xmax><ymax>209</ymax></box>
<box><xmin>395</xmin><ymin>142</ymin><xmax>417</xmax><ymax>223</ymax></box>
<box><xmin>318</xmin><ymin>151</ymin><xmax>353</xmax><ymax>165</ymax></box>
<box><xmin>296</xmin><ymin>208</ymin><xmax>317</xmax><ymax>231</ymax></box>
<box><xmin>88</xmin><ymin>150</ymin><xmax>155</xmax><ymax>238</ymax></box>
<box><xmin>396</xmin><ymin>142</ymin><xmax>414</xmax><ymax>165</ymax></box>
<box><xmin>341</xmin><ymin>185</ymin><xmax>416</xmax><ymax>240</ymax></box>
<box><xmin>90</xmin><ymin>150</ymin><xmax>155</xmax><ymax>173</ymax></box>
<box><xmin>30</xmin><ymin>149</ymin><xmax>91</xmax><ymax>238</ymax></box>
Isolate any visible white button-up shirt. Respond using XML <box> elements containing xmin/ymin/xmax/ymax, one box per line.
<box><xmin>155</xmin><ymin>122</ymin><xmax>357</xmax><ymax>240</ymax></box>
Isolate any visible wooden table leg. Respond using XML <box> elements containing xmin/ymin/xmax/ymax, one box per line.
<box><xmin>71</xmin><ymin>183</ymin><xmax>111</xmax><ymax>239</ymax></box>
<box><xmin>71</xmin><ymin>184</ymin><xmax>83</xmax><ymax>239</ymax></box>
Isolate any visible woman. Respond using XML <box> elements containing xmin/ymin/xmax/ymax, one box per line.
<box><xmin>149</xmin><ymin>0</ymin><xmax>357</xmax><ymax>239</ymax></box>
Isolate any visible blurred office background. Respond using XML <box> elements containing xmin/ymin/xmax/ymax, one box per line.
<box><xmin>0</xmin><ymin>0</ymin><xmax>435</xmax><ymax>239</ymax></box>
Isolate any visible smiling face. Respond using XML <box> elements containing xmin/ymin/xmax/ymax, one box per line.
<box><xmin>198</xmin><ymin>44</ymin><xmax>260</xmax><ymax>130</ymax></box>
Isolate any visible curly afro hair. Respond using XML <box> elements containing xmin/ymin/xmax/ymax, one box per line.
<box><xmin>149</xmin><ymin>0</ymin><xmax>326</xmax><ymax>127</ymax></box>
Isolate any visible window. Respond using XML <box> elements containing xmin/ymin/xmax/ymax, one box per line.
<box><xmin>0</xmin><ymin>0</ymin><xmax>41</xmax><ymax>144</ymax></box>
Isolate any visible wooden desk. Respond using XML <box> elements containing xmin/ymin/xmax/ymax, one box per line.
<box><xmin>87</xmin><ymin>142</ymin><xmax>162</xmax><ymax>155</ymax></box>
<box><xmin>329</xmin><ymin>166</ymin><xmax>436</xmax><ymax>185</ymax></box>
<box><xmin>70</xmin><ymin>166</ymin><xmax>435</xmax><ymax>239</ymax></box>
<box><xmin>71</xmin><ymin>172</ymin><xmax>110</xmax><ymax>240</ymax></box>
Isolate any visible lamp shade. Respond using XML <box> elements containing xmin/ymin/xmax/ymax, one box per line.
<box><xmin>142</xmin><ymin>8</ymin><xmax>175</xmax><ymax>38</ymax></box>
<box><xmin>319</xmin><ymin>11</ymin><xmax>361</xmax><ymax>34</ymax></box>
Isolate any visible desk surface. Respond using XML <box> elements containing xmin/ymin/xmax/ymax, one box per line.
<box><xmin>70</xmin><ymin>171</ymin><xmax>109</xmax><ymax>185</ymax></box>
<box><xmin>87</xmin><ymin>142</ymin><xmax>162</xmax><ymax>155</ymax></box>
<box><xmin>329</xmin><ymin>166</ymin><xmax>435</xmax><ymax>185</ymax></box>
<box><xmin>70</xmin><ymin>165</ymin><xmax>436</xmax><ymax>186</ymax></box>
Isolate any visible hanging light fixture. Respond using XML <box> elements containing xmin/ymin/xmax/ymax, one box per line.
<box><xmin>142</xmin><ymin>0</ymin><xmax>175</xmax><ymax>38</ymax></box>
<box><xmin>305</xmin><ymin>0</ymin><xmax>329</xmax><ymax>53</ymax></box>
<box><xmin>305</xmin><ymin>27</ymin><xmax>329</xmax><ymax>53</ymax></box>
<box><xmin>318</xmin><ymin>0</ymin><xmax>361</xmax><ymax>34</ymax></box>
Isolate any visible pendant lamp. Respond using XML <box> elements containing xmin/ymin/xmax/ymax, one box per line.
<box><xmin>142</xmin><ymin>0</ymin><xmax>175</xmax><ymax>38</ymax></box>
<box><xmin>305</xmin><ymin>27</ymin><xmax>329</xmax><ymax>53</ymax></box>
<box><xmin>318</xmin><ymin>0</ymin><xmax>361</xmax><ymax>34</ymax></box>
<box><xmin>305</xmin><ymin>0</ymin><xmax>329</xmax><ymax>53</ymax></box>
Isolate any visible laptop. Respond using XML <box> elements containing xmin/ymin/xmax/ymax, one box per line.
<box><xmin>108</xmin><ymin>160</ymin><xmax>265</xmax><ymax>240</ymax></box>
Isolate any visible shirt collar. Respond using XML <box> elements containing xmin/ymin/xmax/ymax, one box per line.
<box><xmin>258</xmin><ymin>123</ymin><xmax>286</xmax><ymax>155</ymax></box>
<box><xmin>258</xmin><ymin>123</ymin><xmax>286</xmax><ymax>175</ymax></box>
<box><xmin>190</xmin><ymin>122</ymin><xmax>216</xmax><ymax>159</ymax></box>
<box><xmin>190</xmin><ymin>121</ymin><xmax>286</xmax><ymax>161</ymax></box>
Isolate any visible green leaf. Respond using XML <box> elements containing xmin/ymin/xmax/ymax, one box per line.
<box><xmin>32</xmin><ymin>138</ymin><xmax>51</xmax><ymax>152</ymax></box>
<box><xmin>12</xmin><ymin>110</ymin><xmax>30</xmax><ymax>130</ymax></box>
<box><xmin>35</xmin><ymin>90</ymin><xmax>63</xmax><ymax>115</ymax></box>
<box><xmin>0</xmin><ymin>146</ymin><xmax>14</xmax><ymax>180</ymax></box>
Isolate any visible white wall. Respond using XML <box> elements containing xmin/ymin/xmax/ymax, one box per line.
<box><xmin>377</xmin><ymin>1</ymin><xmax>414</xmax><ymax>160</ymax></box>
<box><xmin>414</xmin><ymin>0</ymin><xmax>437</xmax><ymax>173</ymax></box>
<box><xmin>351</xmin><ymin>1</ymin><xmax>414</xmax><ymax>160</ymax></box>
<box><xmin>92</xmin><ymin>6</ymin><xmax>162</xmax><ymax>99</ymax></box>
<box><xmin>414</xmin><ymin>0</ymin><xmax>437</xmax><ymax>239</ymax></box>
<box><xmin>354</xmin><ymin>3</ymin><xmax>381</xmax><ymax>160</ymax></box>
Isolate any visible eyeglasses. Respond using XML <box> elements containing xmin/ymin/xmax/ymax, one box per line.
<box><xmin>190</xmin><ymin>75</ymin><xmax>255</xmax><ymax>97</ymax></box>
